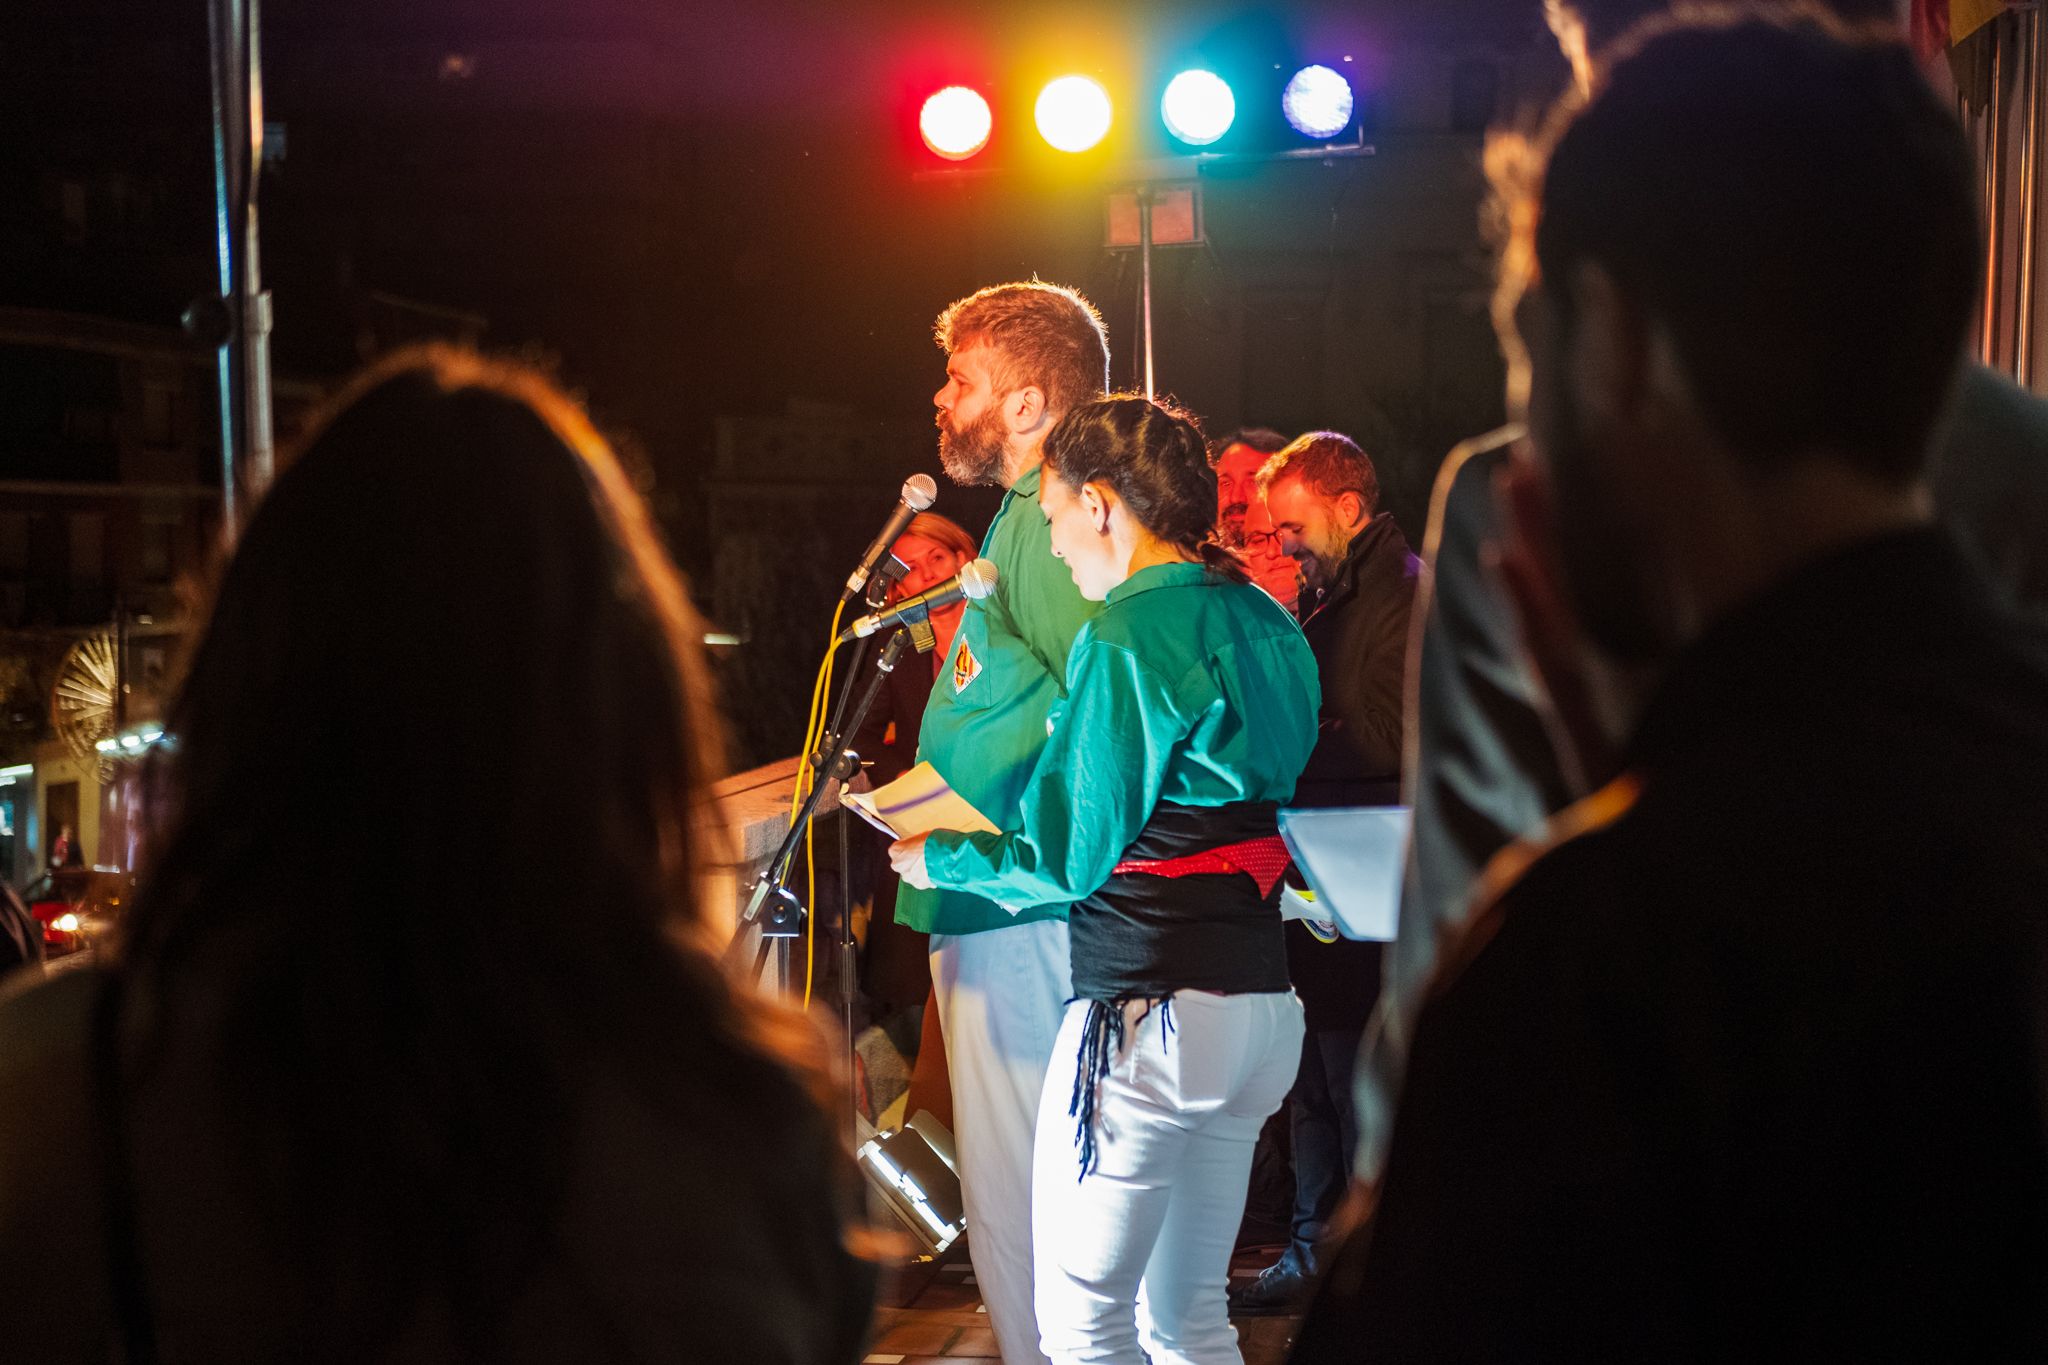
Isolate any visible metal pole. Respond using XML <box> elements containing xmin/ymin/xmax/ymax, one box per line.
<box><xmin>1139</xmin><ymin>187</ymin><xmax>1156</xmax><ymax>400</ymax></box>
<box><xmin>202</xmin><ymin>0</ymin><xmax>276</xmax><ymax>538</ymax></box>
<box><xmin>837</xmin><ymin>798</ymin><xmax>858</xmax><ymax>1145</ymax></box>
<box><xmin>241</xmin><ymin>0</ymin><xmax>275</xmax><ymax>498</ymax></box>
<box><xmin>2016</xmin><ymin>6</ymin><xmax>2041</xmax><ymax>388</ymax></box>
<box><xmin>204</xmin><ymin>0</ymin><xmax>238</xmax><ymax>534</ymax></box>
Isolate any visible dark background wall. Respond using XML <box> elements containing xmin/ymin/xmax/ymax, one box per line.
<box><xmin>1</xmin><ymin>0</ymin><xmax>1570</xmax><ymax>765</ymax></box>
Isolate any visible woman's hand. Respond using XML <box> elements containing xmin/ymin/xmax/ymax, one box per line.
<box><xmin>889</xmin><ymin>833</ymin><xmax>935</xmax><ymax>889</ymax></box>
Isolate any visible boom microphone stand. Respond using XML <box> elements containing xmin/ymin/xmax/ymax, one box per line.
<box><xmin>725</xmin><ymin>559</ymin><xmax>938</xmax><ymax>1128</ymax></box>
<box><xmin>724</xmin><ymin>630</ymin><xmax>905</xmax><ymax>965</ymax></box>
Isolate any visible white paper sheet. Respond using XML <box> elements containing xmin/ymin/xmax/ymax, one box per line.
<box><xmin>1276</xmin><ymin>806</ymin><xmax>1412</xmax><ymax>942</ymax></box>
<box><xmin>844</xmin><ymin>761</ymin><xmax>1001</xmax><ymax>841</ymax></box>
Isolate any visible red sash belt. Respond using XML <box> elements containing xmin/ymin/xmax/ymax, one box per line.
<box><xmin>1112</xmin><ymin>834</ymin><xmax>1292</xmax><ymax>899</ymax></box>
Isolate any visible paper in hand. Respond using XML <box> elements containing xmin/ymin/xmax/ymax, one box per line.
<box><xmin>1276</xmin><ymin>806</ymin><xmax>1412</xmax><ymax>942</ymax></box>
<box><xmin>844</xmin><ymin>761</ymin><xmax>1001</xmax><ymax>841</ymax></box>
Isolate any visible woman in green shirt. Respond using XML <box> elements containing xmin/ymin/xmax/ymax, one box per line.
<box><xmin>893</xmin><ymin>396</ymin><xmax>1318</xmax><ymax>1365</ymax></box>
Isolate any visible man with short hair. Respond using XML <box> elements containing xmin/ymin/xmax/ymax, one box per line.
<box><xmin>902</xmin><ymin>280</ymin><xmax>1109</xmax><ymax>1365</ymax></box>
<box><xmin>1209</xmin><ymin>426</ymin><xmax>1289</xmax><ymax>543</ymax></box>
<box><xmin>1316</xmin><ymin>11</ymin><xmax>2048</xmax><ymax>1358</ymax></box>
<box><xmin>1228</xmin><ymin>431</ymin><xmax>1416</xmax><ymax>1314</ymax></box>
<box><xmin>1261</xmin><ymin>434</ymin><xmax>1417</xmax><ymax>801</ymax></box>
<box><xmin>1211</xmin><ymin>427</ymin><xmax>1299</xmax><ymax>613</ymax></box>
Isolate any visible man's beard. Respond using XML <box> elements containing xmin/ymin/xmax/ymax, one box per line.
<box><xmin>1297</xmin><ymin>548</ymin><xmax>1342</xmax><ymax>594</ymax></box>
<box><xmin>938</xmin><ymin>404</ymin><xmax>1009</xmax><ymax>487</ymax></box>
<box><xmin>1219</xmin><ymin>503</ymin><xmax>1249</xmax><ymax>542</ymax></box>
<box><xmin>1289</xmin><ymin>526</ymin><xmax>1346</xmax><ymax>593</ymax></box>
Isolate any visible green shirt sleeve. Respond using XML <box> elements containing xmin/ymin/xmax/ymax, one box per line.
<box><xmin>896</xmin><ymin>466</ymin><xmax>1100</xmax><ymax>935</ymax></box>
<box><xmin>924</xmin><ymin>637</ymin><xmax>1188</xmax><ymax>911</ymax></box>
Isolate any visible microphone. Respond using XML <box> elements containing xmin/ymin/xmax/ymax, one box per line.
<box><xmin>838</xmin><ymin>559</ymin><xmax>999</xmax><ymax>642</ymax></box>
<box><xmin>844</xmin><ymin>474</ymin><xmax>940</xmax><ymax>601</ymax></box>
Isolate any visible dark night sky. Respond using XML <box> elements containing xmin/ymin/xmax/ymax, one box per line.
<box><xmin>4</xmin><ymin>0</ymin><xmax>1565</xmax><ymax>759</ymax></box>
<box><xmin>5</xmin><ymin>0</ymin><xmax>1557</xmax><ymax>393</ymax></box>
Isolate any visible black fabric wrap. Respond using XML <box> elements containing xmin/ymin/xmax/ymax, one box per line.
<box><xmin>1066</xmin><ymin>800</ymin><xmax>1291</xmax><ymax>1003</ymax></box>
<box><xmin>1064</xmin><ymin>800</ymin><xmax>1292</xmax><ymax>1175</ymax></box>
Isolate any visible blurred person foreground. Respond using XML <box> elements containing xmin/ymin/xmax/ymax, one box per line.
<box><xmin>1300</xmin><ymin>7</ymin><xmax>2048</xmax><ymax>1361</ymax></box>
<box><xmin>0</xmin><ymin>348</ymin><xmax>875</xmax><ymax>1364</ymax></box>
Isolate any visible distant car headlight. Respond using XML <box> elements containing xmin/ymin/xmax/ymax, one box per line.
<box><xmin>53</xmin><ymin>913</ymin><xmax>80</xmax><ymax>933</ymax></box>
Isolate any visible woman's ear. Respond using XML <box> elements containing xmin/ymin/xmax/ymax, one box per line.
<box><xmin>1081</xmin><ymin>482</ymin><xmax>1114</xmax><ymax>535</ymax></box>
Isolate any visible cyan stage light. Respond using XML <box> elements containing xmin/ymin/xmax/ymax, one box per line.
<box><xmin>1160</xmin><ymin>69</ymin><xmax>1235</xmax><ymax>147</ymax></box>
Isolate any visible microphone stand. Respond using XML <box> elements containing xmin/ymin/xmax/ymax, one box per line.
<box><xmin>726</xmin><ymin>562</ymin><xmax>935</xmax><ymax>1139</ymax></box>
<box><xmin>724</xmin><ymin>627</ymin><xmax>912</xmax><ymax>974</ymax></box>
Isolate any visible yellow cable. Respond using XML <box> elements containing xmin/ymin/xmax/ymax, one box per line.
<box><xmin>798</xmin><ymin>602</ymin><xmax>847</xmax><ymax>1009</ymax></box>
<box><xmin>790</xmin><ymin>602</ymin><xmax>844</xmax><ymax>825</ymax></box>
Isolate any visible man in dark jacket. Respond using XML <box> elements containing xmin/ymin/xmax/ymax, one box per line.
<box><xmin>1357</xmin><ymin>0</ymin><xmax>2048</xmax><ymax>1194</ymax></box>
<box><xmin>1228</xmin><ymin>431</ymin><xmax>1418</xmax><ymax>1313</ymax></box>
<box><xmin>1299</xmin><ymin>11</ymin><xmax>2048</xmax><ymax>1359</ymax></box>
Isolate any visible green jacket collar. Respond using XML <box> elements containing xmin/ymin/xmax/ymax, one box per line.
<box><xmin>1007</xmin><ymin>461</ymin><xmax>1044</xmax><ymax>502</ymax></box>
<box><xmin>1107</xmin><ymin>560</ymin><xmax>1209</xmax><ymax>606</ymax></box>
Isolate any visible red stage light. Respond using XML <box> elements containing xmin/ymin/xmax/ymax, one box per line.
<box><xmin>921</xmin><ymin>86</ymin><xmax>993</xmax><ymax>161</ymax></box>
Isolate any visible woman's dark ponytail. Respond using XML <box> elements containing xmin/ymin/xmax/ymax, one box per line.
<box><xmin>1044</xmin><ymin>394</ymin><xmax>1249</xmax><ymax>583</ymax></box>
<box><xmin>1197</xmin><ymin>537</ymin><xmax>1252</xmax><ymax>584</ymax></box>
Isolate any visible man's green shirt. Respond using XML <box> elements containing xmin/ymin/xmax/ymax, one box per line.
<box><xmin>895</xmin><ymin>462</ymin><xmax>1101</xmax><ymax>935</ymax></box>
<box><xmin>924</xmin><ymin>562</ymin><xmax>1320</xmax><ymax>910</ymax></box>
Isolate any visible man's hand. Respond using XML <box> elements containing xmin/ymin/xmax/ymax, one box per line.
<box><xmin>889</xmin><ymin>832</ymin><xmax>935</xmax><ymax>889</ymax></box>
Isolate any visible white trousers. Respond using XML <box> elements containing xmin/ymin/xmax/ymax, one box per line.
<box><xmin>1032</xmin><ymin>990</ymin><xmax>1305</xmax><ymax>1365</ymax></box>
<box><xmin>930</xmin><ymin>918</ymin><xmax>1074</xmax><ymax>1365</ymax></box>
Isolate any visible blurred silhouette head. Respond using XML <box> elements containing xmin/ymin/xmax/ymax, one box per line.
<box><xmin>1491</xmin><ymin>6</ymin><xmax>1976</xmax><ymax>663</ymax></box>
<box><xmin>125</xmin><ymin>346</ymin><xmax>823</xmax><ymax>1356</ymax></box>
<box><xmin>1544</xmin><ymin>0</ymin><xmax>1900</xmax><ymax>88</ymax></box>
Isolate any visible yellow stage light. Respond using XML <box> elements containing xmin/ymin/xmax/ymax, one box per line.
<box><xmin>1035</xmin><ymin>75</ymin><xmax>1113</xmax><ymax>153</ymax></box>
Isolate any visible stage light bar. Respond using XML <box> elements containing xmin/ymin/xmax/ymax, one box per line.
<box><xmin>1282</xmin><ymin>64</ymin><xmax>1355</xmax><ymax>140</ymax></box>
<box><xmin>921</xmin><ymin>86</ymin><xmax>993</xmax><ymax>161</ymax></box>
<box><xmin>1160</xmin><ymin>69</ymin><xmax>1235</xmax><ymax>147</ymax></box>
<box><xmin>1035</xmin><ymin>75</ymin><xmax>1113</xmax><ymax>153</ymax></box>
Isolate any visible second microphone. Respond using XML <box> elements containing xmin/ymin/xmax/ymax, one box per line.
<box><xmin>838</xmin><ymin>558</ymin><xmax>1000</xmax><ymax>642</ymax></box>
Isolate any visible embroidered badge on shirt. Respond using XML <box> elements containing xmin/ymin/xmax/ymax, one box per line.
<box><xmin>953</xmin><ymin>637</ymin><xmax>982</xmax><ymax>694</ymax></box>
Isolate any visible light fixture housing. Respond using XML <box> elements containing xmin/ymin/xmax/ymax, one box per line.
<box><xmin>857</xmin><ymin>1110</ymin><xmax>966</xmax><ymax>1253</ymax></box>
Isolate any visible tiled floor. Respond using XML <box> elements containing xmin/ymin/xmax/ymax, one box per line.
<box><xmin>863</xmin><ymin>1243</ymin><xmax>1299</xmax><ymax>1364</ymax></box>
